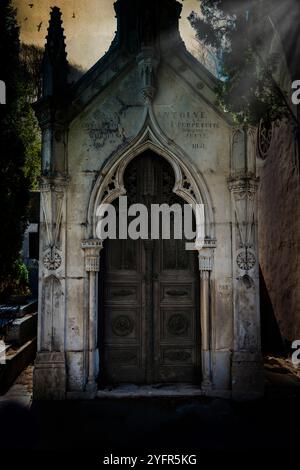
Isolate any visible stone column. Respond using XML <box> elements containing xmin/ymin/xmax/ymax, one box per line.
<box><xmin>33</xmin><ymin>177</ymin><xmax>69</xmax><ymax>400</ymax></box>
<box><xmin>229</xmin><ymin>126</ymin><xmax>264</xmax><ymax>400</ymax></box>
<box><xmin>82</xmin><ymin>239</ymin><xmax>103</xmax><ymax>395</ymax></box>
<box><xmin>198</xmin><ymin>251</ymin><xmax>213</xmax><ymax>390</ymax></box>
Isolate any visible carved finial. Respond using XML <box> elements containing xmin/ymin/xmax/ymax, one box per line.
<box><xmin>137</xmin><ymin>48</ymin><xmax>159</xmax><ymax>104</ymax></box>
<box><xmin>43</xmin><ymin>6</ymin><xmax>68</xmax><ymax>98</ymax></box>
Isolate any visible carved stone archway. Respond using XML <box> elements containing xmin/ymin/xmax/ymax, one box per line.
<box><xmin>82</xmin><ymin>122</ymin><xmax>216</xmax><ymax>395</ymax></box>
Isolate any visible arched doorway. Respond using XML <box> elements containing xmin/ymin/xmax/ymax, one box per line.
<box><xmin>98</xmin><ymin>151</ymin><xmax>201</xmax><ymax>385</ymax></box>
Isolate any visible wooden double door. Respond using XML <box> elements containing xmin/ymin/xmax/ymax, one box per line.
<box><xmin>99</xmin><ymin>152</ymin><xmax>201</xmax><ymax>385</ymax></box>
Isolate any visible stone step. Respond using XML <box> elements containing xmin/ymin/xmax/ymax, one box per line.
<box><xmin>5</xmin><ymin>312</ymin><xmax>37</xmax><ymax>347</ymax></box>
<box><xmin>0</xmin><ymin>338</ymin><xmax>37</xmax><ymax>395</ymax></box>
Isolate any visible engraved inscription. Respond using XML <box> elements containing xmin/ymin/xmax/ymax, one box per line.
<box><xmin>85</xmin><ymin>109</ymin><xmax>126</xmax><ymax>149</ymax></box>
<box><xmin>157</xmin><ymin>110</ymin><xmax>219</xmax><ymax>149</ymax></box>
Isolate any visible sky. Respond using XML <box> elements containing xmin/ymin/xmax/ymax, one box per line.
<box><xmin>13</xmin><ymin>0</ymin><xmax>201</xmax><ymax>70</ymax></box>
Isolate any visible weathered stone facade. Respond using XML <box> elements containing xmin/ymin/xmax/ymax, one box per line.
<box><xmin>33</xmin><ymin>1</ymin><xmax>263</xmax><ymax>400</ymax></box>
<box><xmin>258</xmin><ymin>120</ymin><xmax>300</xmax><ymax>342</ymax></box>
<box><xmin>257</xmin><ymin>16</ymin><xmax>300</xmax><ymax>345</ymax></box>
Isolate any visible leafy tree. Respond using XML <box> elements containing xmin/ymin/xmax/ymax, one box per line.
<box><xmin>0</xmin><ymin>1</ymin><xmax>85</xmax><ymax>299</ymax></box>
<box><xmin>19</xmin><ymin>43</ymin><xmax>43</xmax><ymax>191</ymax></box>
<box><xmin>0</xmin><ymin>0</ymin><xmax>37</xmax><ymax>299</ymax></box>
<box><xmin>188</xmin><ymin>0</ymin><xmax>296</xmax><ymax>125</ymax></box>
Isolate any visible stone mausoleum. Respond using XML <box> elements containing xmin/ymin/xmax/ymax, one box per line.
<box><xmin>34</xmin><ymin>0</ymin><xmax>263</xmax><ymax>400</ymax></box>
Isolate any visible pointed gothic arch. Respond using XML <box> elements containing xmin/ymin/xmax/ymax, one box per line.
<box><xmin>82</xmin><ymin>120</ymin><xmax>216</xmax><ymax>393</ymax></box>
<box><xmin>86</xmin><ymin>122</ymin><xmax>216</xmax><ymax>244</ymax></box>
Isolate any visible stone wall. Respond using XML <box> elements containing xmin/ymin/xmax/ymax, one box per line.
<box><xmin>258</xmin><ymin>120</ymin><xmax>300</xmax><ymax>342</ymax></box>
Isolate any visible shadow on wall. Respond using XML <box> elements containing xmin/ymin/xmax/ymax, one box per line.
<box><xmin>260</xmin><ymin>266</ymin><xmax>286</xmax><ymax>355</ymax></box>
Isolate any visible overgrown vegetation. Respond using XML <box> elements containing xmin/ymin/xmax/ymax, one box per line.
<box><xmin>0</xmin><ymin>1</ymin><xmax>41</xmax><ymax>300</ymax></box>
<box><xmin>189</xmin><ymin>0</ymin><xmax>293</xmax><ymax>124</ymax></box>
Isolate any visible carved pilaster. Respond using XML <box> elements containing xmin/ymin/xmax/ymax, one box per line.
<box><xmin>198</xmin><ymin>249</ymin><xmax>213</xmax><ymax>389</ymax></box>
<box><xmin>35</xmin><ymin>174</ymin><xmax>68</xmax><ymax>400</ymax></box>
<box><xmin>199</xmin><ymin>252</ymin><xmax>213</xmax><ymax>275</ymax></box>
<box><xmin>228</xmin><ymin>177</ymin><xmax>259</xmax><ymax>254</ymax></box>
<box><xmin>231</xmin><ymin>125</ymin><xmax>256</xmax><ymax>178</ymax></box>
<box><xmin>137</xmin><ymin>48</ymin><xmax>159</xmax><ymax>104</ymax></box>
<box><xmin>82</xmin><ymin>239</ymin><xmax>103</xmax><ymax>395</ymax></box>
<box><xmin>40</xmin><ymin>175</ymin><xmax>69</xmax><ymax>273</ymax></box>
<box><xmin>229</xmin><ymin>152</ymin><xmax>263</xmax><ymax>399</ymax></box>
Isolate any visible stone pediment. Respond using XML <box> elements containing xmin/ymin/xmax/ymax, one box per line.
<box><xmin>68</xmin><ymin>44</ymin><xmax>232</xmax><ymax>127</ymax></box>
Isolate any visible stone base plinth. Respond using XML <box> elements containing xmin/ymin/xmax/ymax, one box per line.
<box><xmin>232</xmin><ymin>352</ymin><xmax>264</xmax><ymax>401</ymax></box>
<box><xmin>33</xmin><ymin>352</ymin><xmax>66</xmax><ymax>400</ymax></box>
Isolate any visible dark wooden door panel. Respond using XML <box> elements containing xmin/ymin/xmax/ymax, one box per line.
<box><xmin>99</xmin><ymin>151</ymin><xmax>201</xmax><ymax>385</ymax></box>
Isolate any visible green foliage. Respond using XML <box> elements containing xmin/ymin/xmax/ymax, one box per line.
<box><xmin>189</xmin><ymin>0</ymin><xmax>289</xmax><ymax>124</ymax></box>
<box><xmin>16</xmin><ymin>82</ymin><xmax>41</xmax><ymax>190</ymax></box>
<box><xmin>0</xmin><ymin>258</ymin><xmax>30</xmax><ymax>299</ymax></box>
<box><xmin>19</xmin><ymin>43</ymin><xmax>43</xmax><ymax>190</ymax></box>
<box><xmin>0</xmin><ymin>1</ymin><xmax>41</xmax><ymax>299</ymax></box>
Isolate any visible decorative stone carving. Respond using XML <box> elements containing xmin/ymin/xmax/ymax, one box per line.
<box><xmin>43</xmin><ymin>248</ymin><xmax>62</xmax><ymax>271</ymax></box>
<box><xmin>181</xmin><ymin>170</ymin><xmax>196</xmax><ymax>200</ymax></box>
<box><xmin>167</xmin><ymin>314</ymin><xmax>188</xmax><ymax>336</ymax></box>
<box><xmin>257</xmin><ymin>118</ymin><xmax>274</xmax><ymax>160</ymax></box>
<box><xmin>137</xmin><ymin>48</ymin><xmax>159</xmax><ymax>104</ymax></box>
<box><xmin>41</xmin><ymin>276</ymin><xmax>63</xmax><ymax>351</ymax></box>
<box><xmin>199</xmin><ymin>253</ymin><xmax>213</xmax><ymax>272</ymax></box>
<box><xmin>232</xmin><ymin>126</ymin><xmax>256</xmax><ymax>177</ymax></box>
<box><xmin>82</xmin><ymin>239</ymin><xmax>103</xmax><ymax>272</ymax></box>
<box><xmin>102</xmin><ymin>170</ymin><xmax>118</xmax><ymax>200</ymax></box>
<box><xmin>40</xmin><ymin>176</ymin><xmax>69</xmax><ymax>272</ymax></box>
<box><xmin>112</xmin><ymin>315</ymin><xmax>134</xmax><ymax>337</ymax></box>
<box><xmin>236</xmin><ymin>250</ymin><xmax>256</xmax><ymax>271</ymax></box>
<box><xmin>228</xmin><ymin>177</ymin><xmax>259</xmax><ymax>250</ymax></box>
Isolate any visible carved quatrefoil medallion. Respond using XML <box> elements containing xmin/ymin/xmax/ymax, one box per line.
<box><xmin>43</xmin><ymin>249</ymin><xmax>62</xmax><ymax>271</ymax></box>
<box><xmin>236</xmin><ymin>250</ymin><xmax>256</xmax><ymax>271</ymax></box>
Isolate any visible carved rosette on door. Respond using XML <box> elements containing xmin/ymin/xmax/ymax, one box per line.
<box><xmin>39</xmin><ymin>176</ymin><xmax>69</xmax><ymax>354</ymax></box>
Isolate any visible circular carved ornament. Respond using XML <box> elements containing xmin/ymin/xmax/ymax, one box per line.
<box><xmin>43</xmin><ymin>249</ymin><xmax>62</xmax><ymax>271</ymax></box>
<box><xmin>167</xmin><ymin>314</ymin><xmax>188</xmax><ymax>336</ymax></box>
<box><xmin>112</xmin><ymin>315</ymin><xmax>134</xmax><ymax>337</ymax></box>
<box><xmin>257</xmin><ymin>118</ymin><xmax>273</xmax><ymax>160</ymax></box>
<box><xmin>237</xmin><ymin>251</ymin><xmax>256</xmax><ymax>271</ymax></box>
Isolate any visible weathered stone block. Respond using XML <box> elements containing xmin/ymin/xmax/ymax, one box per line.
<box><xmin>232</xmin><ymin>352</ymin><xmax>264</xmax><ymax>401</ymax></box>
<box><xmin>33</xmin><ymin>352</ymin><xmax>66</xmax><ymax>400</ymax></box>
